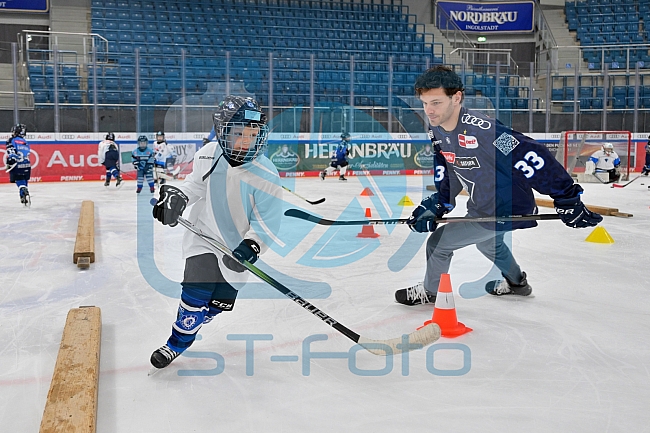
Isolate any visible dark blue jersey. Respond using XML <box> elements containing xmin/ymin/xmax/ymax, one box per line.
<box><xmin>104</xmin><ymin>147</ymin><xmax>120</xmax><ymax>168</ymax></box>
<box><xmin>430</xmin><ymin>107</ymin><xmax>581</xmax><ymax>230</ymax></box>
<box><xmin>5</xmin><ymin>136</ymin><xmax>30</xmax><ymax>169</ymax></box>
<box><xmin>331</xmin><ymin>142</ymin><xmax>349</xmax><ymax>166</ymax></box>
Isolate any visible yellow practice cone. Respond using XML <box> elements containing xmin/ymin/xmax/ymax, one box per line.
<box><xmin>398</xmin><ymin>196</ymin><xmax>414</xmax><ymax>206</ymax></box>
<box><xmin>585</xmin><ymin>226</ymin><xmax>615</xmax><ymax>244</ymax></box>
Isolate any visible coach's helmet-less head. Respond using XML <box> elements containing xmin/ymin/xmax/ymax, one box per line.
<box><xmin>11</xmin><ymin>124</ymin><xmax>26</xmax><ymax>138</ymax></box>
<box><xmin>137</xmin><ymin>135</ymin><xmax>149</xmax><ymax>150</ymax></box>
<box><xmin>213</xmin><ymin>96</ymin><xmax>269</xmax><ymax>166</ymax></box>
<box><xmin>603</xmin><ymin>143</ymin><xmax>614</xmax><ymax>155</ymax></box>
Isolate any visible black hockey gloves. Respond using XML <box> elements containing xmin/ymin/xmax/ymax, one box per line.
<box><xmin>407</xmin><ymin>193</ymin><xmax>454</xmax><ymax>233</ymax></box>
<box><xmin>223</xmin><ymin>239</ymin><xmax>260</xmax><ymax>273</ymax></box>
<box><xmin>202</xmin><ymin>137</ymin><xmax>210</xmax><ymax>145</ymax></box>
<box><xmin>152</xmin><ymin>184</ymin><xmax>188</xmax><ymax>227</ymax></box>
<box><xmin>554</xmin><ymin>196</ymin><xmax>603</xmax><ymax>228</ymax></box>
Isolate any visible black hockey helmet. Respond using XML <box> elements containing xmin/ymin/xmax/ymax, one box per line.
<box><xmin>137</xmin><ymin>135</ymin><xmax>149</xmax><ymax>149</ymax></box>
<box><xmin>341</xmin><ymin>132</ymin><xmax>351</xmax><ymax>141</ymax></box>
<box><xmin>212</xmin><ymin>95</ymin><xmax>269</xmax><ymax>165</ymax></box>
<box><xmin>156</xmin><ymin>130</ymin><xmax>165</xmax><ymax>142</ymax></box>
<box><xmin>12</xmin><ymin>124</ymin><xmax>26</xmax><ymax>137</ymax></box>
<box><xmin>106</xmin><ymin>132</ymin><xmax>115</xmax><ymax>141</ymax></box>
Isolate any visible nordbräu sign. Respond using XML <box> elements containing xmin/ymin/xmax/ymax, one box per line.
<box><xmin>436</xmin><ymin>1</ymin><xmax>535</xmax><ymax>33</ymax></box>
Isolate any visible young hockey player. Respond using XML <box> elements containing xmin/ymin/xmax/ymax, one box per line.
<box><xmin>588</xmin><ymin>143</ymin><xmax>621</xmax><ymax>183</ymax></box>
<box><xmin>5</xmin><ymin>124</ymin><xmax>31</xmax><ymax>207</ymax></box>
<box><xmin>150</xmin><ymin>96</ymin><xmax>282</xmax><ymax>369</ymax></box>
<box><xmin>98</xmin><ymin>132</ymin><xmax>116</xmax><ymax>165</ymax></box>
<box><xmin>153</xmin><ymin>130</ymin><xmax>177</xmax><ymax>185</ymax></box>
<box><xmin>642</xmin><ymin>141</ymin><xmax>650</xmax><ymax>176</ymax></box>
<box><xmin>99</xmin><ymin>132</ymin><xmax>122</xmax><ymax>187</ymax></box>
<box><xmin>131</xmin><ymin>135</ymin><xmax>155</xmax><ymax>193</ymax></box>
<box><xmin>320</xmin><ymin>132</ymin><xmax>351</xmax><ymax>181</ymax></box>
<box><xmin>395</xmin><ymin>66</ymin><xmax>602</xmax><ymax>306</ymax></box>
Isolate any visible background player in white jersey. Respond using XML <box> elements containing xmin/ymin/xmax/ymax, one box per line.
<box><xmin>98</xmin><ymin>132</ymin><xmax>122</xmax><ymax>187</ymax></box>
<box><xmin>320</xmin><ymin>132</ymin><xmax>351</xmax><ymax>181</ymax></box>
<box><xmin>153</xmin><ymin>130</ymin><xmax>178</xmax><ymax>184</ymax></box>
<box><xmin>97</xmin><ymin>132</ymin><xmax>116</xmax><ymax>165</ymax></box>
<box><xmin>150</xmin><ymin>96</ymin><xmax>282</xmax><ymax>369</ymax></box>
<box><xmin>587</xmin><ymin>143</ymin><xmax>621</xmax><ymax>183</ymax></box>
<box><xmin>395</xmin><ymin>66</ymin><xmax>602</xmax><ymax>306</ymax></box>
<box><xmin>5</xmin><ymin>124</ymin><xmax>31</xmax><ymax>206</ymax></box>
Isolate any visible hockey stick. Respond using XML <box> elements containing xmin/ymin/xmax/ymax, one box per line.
<box><xmin>284</xmin><ymin>208</ymin><xmax>561</xmax><ymax>226</ymax></box>
<box><xmin>282</xmin><ymin>186</ymin><xmax>325</xmax><ymax>205</ymax></box>
<box><xmin>592</xmin><ymin>172</ymin><xmax>611</xmax><ymax>185</ymax></box>
<box><xmin>611</xmin><ymin>174</ymin><xmax>643</xmax><ymax>188</ymax></box>
<box><xmin>172</xmin><ymin>213</ymin><xmax>440</xmax><ymax>355</ymax></box>
<box><xmin>5</xmin><ymin>162</ymin><xmax>17</xmax><ymax>172</ymax></box>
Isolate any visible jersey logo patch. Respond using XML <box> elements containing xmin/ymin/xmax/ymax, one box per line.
<box><xmin>454</xmin><ymin>156</ymin><xmax>481</xmax><ymax>170</ymax></box>
<box><xmin>442</xmin><ymin>151</ymin><xmax>456</xmax><ymax>163</ymax></box>
<box><xmin>461</xmin><ymin>113</ymin><xmax>491</xmax><ymax>130</ymax></box>
<box><xmin>493</xmin><ymin>132</ymin><xmax>520</xmax><ymax>156</ymax></box>
<box><xmin>458</xmin><ymin>134</ymin><xmax>478</xmax><ymax>149</ymax></box>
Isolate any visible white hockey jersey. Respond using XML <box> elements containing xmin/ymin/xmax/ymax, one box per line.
<box><xmin>589</xmin><ymin>150</ymin><xmax>620</xmax><ymax>171</ymax></box>
<box><xmin>97</xmin><ymin>139</ymin><xmax>115</xmax><ymax>164</ymax></box>
<box><xmin>177</xmin><ymin>142</ymin><xmax>283</xmax><ymax>282</ymax></box>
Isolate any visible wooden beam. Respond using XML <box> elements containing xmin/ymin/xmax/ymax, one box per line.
<box><xmin>73</xmin><ymin>201</ymin><xmax>95</xmax><ymax>265</ymax></box>
<box><xmin>425</xmin><ymin>187</ymin><xmax>634</xmax><ymax>217</ymax></box>
<box><xmin>39</xmin><ymin>306</ymin><xmax>102</xmax><ymax>433</ymax></box>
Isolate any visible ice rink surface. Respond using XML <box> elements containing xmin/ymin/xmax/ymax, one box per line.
<box><xmin>1</xmin><ymin>174</ymin><xmax>649</xmax><ymax>433</ymax></box>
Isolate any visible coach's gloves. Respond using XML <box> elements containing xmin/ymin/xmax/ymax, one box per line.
<box><xmin>554</xmin><ymin>195</ymin><xmax>602</xmax><ymax>228</ymax></box>
<box><xmin>223</xmin><ymin>239</ymin><xmax>260</xmax><ymax>273</ymax></box>
<box><xmin>152</xmin><ymin>184</ymin><xmax>188</xmax><ymax>227</ymax></box>
<box><xmin>407</xmin><ymin>193</ymin><xmax>454</xmax><ymax>233</ymax></box>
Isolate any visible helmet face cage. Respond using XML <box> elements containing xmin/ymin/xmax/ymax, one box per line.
<box><xmin>12</xmin><ymin>124</ymin><xmax>26</xmax><ymax>137</ymax></box>
<box><xmin>213</xmin><ymin>96</ymin><xmax>268</xmax><ymax>164</ymax></box>
<box><xmin>137</xmin><ymin>135</ymin><xmax>148</xmax><ymax>150</ymax></box>
<box><xmin>603</xmin><ymin>143</ymin><xmax>614</xmax><ymax>154</ymax></box>
<box><xmin>106</xmin><ymin>132</ymin><xmax>115</xmax><ymax>141</ymax></box>
<box><xmin>219</xmin><ymin>122</ymin><xmax>269</xmax><ymax>164</ymax></box>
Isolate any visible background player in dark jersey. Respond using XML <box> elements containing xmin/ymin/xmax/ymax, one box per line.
<box><xmin>395</xmin><ymin>66</ymin><xmax>603</xmax><ymax>306</ymax></box>
<box><xmin>320</xmin><ymin>132</ymin><xmax>351</xmax><ymax>181</ymax></box>
<box><xmin>5</xmin><ymin>124</ymin><xmax>32</xmax><ymax>207</ymax></box>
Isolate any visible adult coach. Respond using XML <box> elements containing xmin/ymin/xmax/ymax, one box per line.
<box><xmin>395</xmin><ymin>66</ymin><xmax>603</xmax><ymax>306</ymax></box>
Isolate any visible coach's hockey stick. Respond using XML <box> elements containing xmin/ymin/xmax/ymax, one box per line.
<box><xmin>611</xmin><ymin>174</ymin><xmax>643</xmax><ymax>188</ymax></box>
<box><xmin>174</xmin><ymin>214</ymin><xmax>440</xmax><ymax>355</ymax></box>
<box><xmin>281</xmin><ymin>186</ymin><xmax>325</xmax><ymax>205</ymax></box>
<box><xmin>284</xmin><ymin>208</ymin><xmax>561</xmax><ymax>226</ymax></box>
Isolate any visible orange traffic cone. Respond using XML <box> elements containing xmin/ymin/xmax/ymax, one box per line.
<box><xmin>357</xmin><ymin>208</ymin><xmax>380</xmax><ymax>238</ymax></box>
<box><xmin>418</xmin><ymin>274</ymin><xmax>472</xmax><ymax>337</ymax></box>
<box><xmin>360</xmin><ymin>187</ymin><xmax>374</xmax><ymax>196</ymax></box>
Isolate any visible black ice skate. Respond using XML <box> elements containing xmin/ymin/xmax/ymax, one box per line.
<box><xmin>115</xmin><ymin>176</ymin><xmax>123</xmax><ymax>188</ymax></box>
<box><xmin>19</xmin><ymin>186</ymin><xmax>30</xmax><ymax>207</ymax></box>
<box><xmin>104</xmin><ymin>179</ymin><xmax>110</xmax><ymax>187</ymax></box>
<box><xmin>150</xmin><ymin>345</ymin><xmax>182</xmax><ymax>369</ymax></box>
<box><xmin>320</xmin><ymin>171</ymin><xmax>326</xmax><ymax>180</ymax></box>
<box><xmin>485</xmin><ymin>272</ymin><xmax>532</xmax><ymax>296</ymax></box>
<box><xmin>339</xmin><ymin>175</ymin><xmax>347</xmax><ymax>181</ymax></box>
<box><xmin>395</xmin><ymin>282</ymin><xmax>436</xmax><ymax>306</ymax></box>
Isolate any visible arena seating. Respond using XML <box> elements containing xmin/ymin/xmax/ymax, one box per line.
<box><xmin>26</xmin><ymin>0</ymin><xmax>531</xmax><ymax>110</ymax></box>
<box><xmin>560</xmin><ymin>0</ymin><xmax>650</xmax><ymax>110</ymax></box>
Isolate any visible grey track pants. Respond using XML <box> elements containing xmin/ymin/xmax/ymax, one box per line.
<box><xmin>423</xmin><ymin>222</ymin><xmax>523</xmax><ymax>294</ymax></box>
